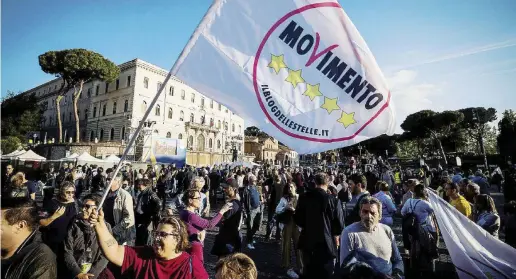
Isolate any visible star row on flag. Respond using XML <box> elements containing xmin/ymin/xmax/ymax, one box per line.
<box><xmin>267</xmin><ymin>53</ymin><xmax>356</xmax><ymax>128</ymax></box>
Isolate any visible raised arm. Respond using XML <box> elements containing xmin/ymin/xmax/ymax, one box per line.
<box><xmin>39</xmin><ymin>206</ymin><xmax>65</xmax><ymax>227</ymax></box>
<box><xmin>90</xmin><ymin>209</ymin><xmax>125</xmax><ymax>267</ymax></box>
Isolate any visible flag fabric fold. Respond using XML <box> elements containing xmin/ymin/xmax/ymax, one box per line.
<box><xmin>171</xmin><ymin>0</ymin><xmax>396</xmax><ymax>154</ymax></box>
<box><xmin>427</xmin><ymin>190</ymin><xmax>516</xmax><ymax>279</ymax></box>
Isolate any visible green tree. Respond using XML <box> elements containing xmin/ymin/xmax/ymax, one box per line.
<box><xmin>1</xmin><ymin>136</ymin><xmax>22</xmax><ymax>154</ymax></box>
<box><xmin>337</xmin><ymin>134</ymin><xmax>398</xmax><ymax>158</ymax></box>
<box><xmin>244</xmin><ymin>126</ymin><xmax>270</xmax><ymax>138</ymax></box>
<box><xmin>458</xmin><ymin>107</ymin><xmax>497</xmax><ymax>155</ymax></box>
<box><xmin>497</xmin><ymin>109</ymin><xmax>516</xmax><ymax>159</ymax></box>
<box><xmin>400</xmin><ymin>110</ymin><xmax>464</xmax><ymax>165</ymax></box>
<box><xmin>39</xmin><ymin>49</ymin><xmax>119</xmax><ymax>142</ymax></box>
<box><xmin>1</xmin><ymin>90</ymin><xmax>43</xmax><ymax>143</ymax></box>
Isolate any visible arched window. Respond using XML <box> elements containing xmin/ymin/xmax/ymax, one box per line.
<box><xmin>190</xmin><ymin>113</ymin><xmax>194</xmax><ymax>123</ymax></box>
<box><xmin>178</xmin><ymin>133</ymin><xmax>183</xmax><ymax>139</ymax></box>
<box><xmin>168</xmin><ymin>108</ymin><xmax>173</xmax><ymax>119</ymax></box>
<box><xmin>112</xmin><ymin>101</ymin><xmax>117</xmax><ymax>114</ymax></box>
<box><xmin>197</xmin><ymin>135</ymin><xmax>205</xmax><ymax>151</ymax></box>
<box><xmin>224</xmin><ymin>122</ymin><xmax>228</xmax><ymax>131</ymax></box>
<box><xmin>110</xmin><ymin>128</ymin><xmax>115</xmax><ymax>141</ymax></box>
<box><xmin>100</xmin><ymin>129</ymin><xmax>104</xmax><ymax>141</ymax></box>
<box><xmin>141</xmin><ymin>101</ymin><xmax>147</xmax><ymax>113</ymax></box>
<box><xmin>209</xmin><ymin>138</ymin><xmax>213</xmax><ymax>148</ymax></box>
<box><xmin>232</xmin><ymin>124</ymin><xmax>235</xmax><ymax>132</ymax></box>
<box><xmin>155</xmin><ymin>105</ymin><xmax>161</xmax><ymax>116</ymax></box>
<box><xmin>121</xmin><ymin>127</ymin><xmax>126</xmax><ymax>140</ymax></box>
<box><xmin>180</xmin><ymin>111</ymin><xmax>184</xmax><ymax>121</ymax></box>
<box><xmin>169</xmin><ymin>86</ymin><xmax>174</xmax><ymax>96</ymax></box>
<box><xmin>124</xmin><ymin>100</ymin><xmax>129</xmax><ymax>112</ymax></box>
<box><xmin>188</xmin><ymin>135</ymin><xmax>194</xmax><ymax>148</ymax></box>
<box><xmin>217</xmin><ymin>140</ymin><xmax>221</xmax><ymax>149</ymax></box>
<box><xmin>166</xmin><ymin>132</ymin><xmax>171</xmax><ymax>138</ymax></box>
<box><xmin>90</xmin><ymin>131</ymin><xmax>95</xmax><ymax>142</ymax></box>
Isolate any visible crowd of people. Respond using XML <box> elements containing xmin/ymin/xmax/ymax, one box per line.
<box><xmin>1</xmin><ymin>158</ymin><xmax>516</xmax><ymax>279</ymax></box>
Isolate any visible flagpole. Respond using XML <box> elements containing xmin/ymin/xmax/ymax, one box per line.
<box><xmin>97</xmin><ymin>71</ymin><xmax>174</xmax><ymax>210</ymax></box>
<box><xmin>96</xmin><ymin>1</ymin><xmax>222</xmax><ymax>211</ymax></box>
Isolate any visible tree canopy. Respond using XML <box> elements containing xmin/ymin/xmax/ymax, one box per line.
<box><xmin>497</xmin><ymin>109</ymin><xmax>516</xmax><ymax>159</ymax></box>
<box><xmin>39</xmin><ymin>49</ymin><xmax>120</xmax><ymax>142</ymax></box>
<box><xmin>244</xmin><ymin>126</ymin><xmax>270</xmax><ymax>138</ymax></box>
<box><xmin>1</xmin><ymin>91</ymin><xmax>42</xmax><ymax>144</ymax></box>
<box><xmin>39</xmin><ymin>49</ymin><xmax>119</xmax><ymax>87</ymax></box>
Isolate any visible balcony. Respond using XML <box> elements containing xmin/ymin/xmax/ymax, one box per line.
<box><xmin>185</xmin><ymin>121</ymin><xmax>219</xmax><ymax>133</ymax></box>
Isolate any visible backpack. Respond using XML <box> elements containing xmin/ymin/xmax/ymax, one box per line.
<box><xmin>247</xmin><ymin>187</ymin><xmax>261</xmax><ymax>210</ymax></box>
<box><xmin>402</xmin><ymin>200</ymin><xmax>421</xmax><ymax>237</ymax></box>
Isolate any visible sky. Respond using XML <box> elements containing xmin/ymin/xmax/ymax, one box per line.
<box><xmin>2</xmin><ymin>0</ymin><xmax>516</xmax><ymax>132</ymax></box>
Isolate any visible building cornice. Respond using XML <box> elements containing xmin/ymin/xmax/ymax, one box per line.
<box><xmin>134</xmin><ymin>59</ymin><xmax>184</xmax><ymax>84</ymax></box>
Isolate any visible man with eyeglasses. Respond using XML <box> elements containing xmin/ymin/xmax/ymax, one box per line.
<box><xmin>39</xmin><ymin>181</ymin><xmax>79</xmax><ymax>265</ymax></box>
<box><xmin>63</xmin><ymin>194</ymin><xmax>112</xmax><ymax>279</ymax></box>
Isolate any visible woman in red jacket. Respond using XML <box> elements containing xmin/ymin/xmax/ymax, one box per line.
<box><xmin>89</xmin><ymin>210</ymin><xmax>208</xmax><ymax>279</ymax></box>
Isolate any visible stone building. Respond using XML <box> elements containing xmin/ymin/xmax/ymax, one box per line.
<box><xmin>24</xmin><ymin>58</ymin><xmax>245</xmax><ymax>166</ymax></box>
<box><xmin>244</xmin><ymin>136</ymin><xmax>299</xmax><ymax>166</ymax></box>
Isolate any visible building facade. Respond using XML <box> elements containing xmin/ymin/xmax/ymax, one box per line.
<box><xmin>244</xmin><ymin>136</ymin><xmax>298</xmax><ymax>166</ymax></box>
<box><xmin>28</xmin><ymin>59</ymin><xmax>245</xmax><ymax>166</ymax></box>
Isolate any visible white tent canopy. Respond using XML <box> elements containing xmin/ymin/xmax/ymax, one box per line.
<box><xmin>2</xmin><ymin>149</ymin><xmax>26</xmax><ymax>159</ymax></box>
<box><xmin>16</xmin><ymin>150</ymin><xmax>46</xmax><ymax>161</ymax></box>
<box><xmin>229</xmin><ymin>161</ymin><xmax>258</xmax><ymax>168</ymax></box>
<box><xmin>104</xmin><ymin>154</ymin><xmax>121</xmax><ymax>162</ymax></box>
<box><xmin>76</xmin><ymin>152</ymin><xmax>104</xmax><ymax>163</ymax></box>
<box><xmin>59</xmin><ymin>153</ymin><xmax>79</xmax><ymax>161</ymax></box>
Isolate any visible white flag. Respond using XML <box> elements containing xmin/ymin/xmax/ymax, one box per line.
<box><xmin>427</xmin><ymin>190</ymin><xmax>516</xmax><ymax>279</ymax></box>
<box><xmin>172</xmin><ymin>0</ymin><xmax>396</xmax><ymax>154</ymax></box>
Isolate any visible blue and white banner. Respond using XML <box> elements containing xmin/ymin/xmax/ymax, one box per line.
<box><xmin>428</xmin><ymin>191</ymin><xmax>516</xmax><ymax>279</ymax></box>
<box><xmin>171</xmin><ymin>0</ymin><xmax>396</xmax><ymax>154</ymax></box>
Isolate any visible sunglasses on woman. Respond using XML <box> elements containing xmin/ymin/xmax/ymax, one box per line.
<box><xmin>152</xmin><ymin>231</ymin><xmax>179</xmax><ymax>238</ymax></box>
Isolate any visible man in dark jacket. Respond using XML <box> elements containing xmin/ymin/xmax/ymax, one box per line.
<box><xmin>134</xmin><ymin>178</ymin><xmax>162</xmax><ymax>246</ymax></box>
<box><xmin>2</xmin><ymin>164</ymin><xmax>14</xmax><ymax>188</ymax></box>
<box><xmin>209</xmin><ymin>168</ymin><xmax>222</xmax><ymax>205</ymax></box>
<box><xmin>91</xmin><ymin>167</ymin><xmax>106</xmax><ymax>193</ymax></box>
<box><xmin>1</xmin><ymin>197</ymin><xmax>57</xmax><ymax>279</ymax></box>
<box><xmin>182</xmin><ymin>166</ymin><xmax>195</xmax><ymax>191</ymax></box>
<box><xmin>64</xmin><ymin>193</ymin><xmax>112</xmax><ymax>279</ymax></box>
<box><xmin>294</xmin><ymin>172</ymin><xmax>344</xmax><ymax>279</ymax></box>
